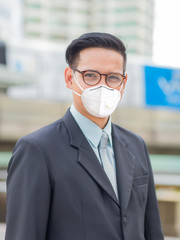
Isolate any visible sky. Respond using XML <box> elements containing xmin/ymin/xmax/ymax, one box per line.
<box><xmin>153</xmin><ymin>0</ymin><xmax>180</xmax><ymax>68</ymax></box>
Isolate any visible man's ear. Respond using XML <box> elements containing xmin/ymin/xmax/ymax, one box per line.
<box><xmin>123</xmin><ymin>74</ymin><xmax>127</xmax><ymax>89</ymax></box>
<box><xmin>121</xmin><ymin>74</ymin><xmax>127</xmax><ymax>95</ymax></box>
<box><xmin>64</xmin><ymin>67</ymin><xmax>73</xmax><ymax>89</ymax></box>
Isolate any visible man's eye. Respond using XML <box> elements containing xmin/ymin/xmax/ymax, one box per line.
<box><xmin>85</xmin><ymin>73</ymin><xmax>98</xmax><ymax>78</ymax></box>
<box><xmin>108</xmin><ymin>75</ymin><xmax>121</xmax><ymax>81</ymax></box>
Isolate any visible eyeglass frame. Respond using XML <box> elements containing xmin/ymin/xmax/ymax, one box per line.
<box><xmin>71</xmin><ymin>67</ymin><xmax>126</xmax><ymax>88</ymax></box>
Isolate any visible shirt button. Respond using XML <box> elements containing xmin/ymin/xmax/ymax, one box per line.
<box><xmin>123</xmin><ymin>216</ymin><xmax>127</xmax><ymax>223</ymax></box>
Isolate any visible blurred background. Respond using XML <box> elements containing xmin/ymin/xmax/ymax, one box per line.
<box><xmin>0</xmin><ymin>0</ymin><xmax>180</xmax><ymax>239</ymax></box>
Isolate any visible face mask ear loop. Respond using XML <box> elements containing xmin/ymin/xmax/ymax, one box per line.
<box><xmin>120</xmin><ymin>84</ymin><xmax>123</xmax><ymax>92</ymax></box>
<box><xmin>72</xmin><ymin>71</ymin><xmax>84</xmax><ymax>91</ymax></box>
<box><xmin>116</xmin><ymin>80</ymin><xmax>124</xmax><ymax>93</ymax></box>
<box><xmin>72</xmin><ymin>71</ymin><xmax>84</xmax><ymax>97</ymax></box>
<box><xmin>72</xmin><ymin>90</ymin><xmax>81</xmax><ymax>96</ymax></box>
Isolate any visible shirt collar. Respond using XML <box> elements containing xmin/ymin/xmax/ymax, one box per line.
<box><xmin>70</xmin><ymin>104</ymin><xmax>112</xmax><ymax>148</ymax></box>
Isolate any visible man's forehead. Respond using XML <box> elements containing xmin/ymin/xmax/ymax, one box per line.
<box><xmin>77</xmin><ymin>48</ymin><xmax>124</xmax><ymax>68</ymax></box>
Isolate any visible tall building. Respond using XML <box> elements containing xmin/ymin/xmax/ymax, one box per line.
<box><xmin>23</xmin><ymin>0</ymin><xmax>90</xmax><ymax>42</ymax></box>
<box><xmin>0</xmin><ymin>0</ymin><xmax>154</xmax><ymax>101</ymax></box>
<box><xmin>23</xmin><ymin>0</ymin><xmax>154</xmax><ymax>57</ymax></box>
<box><xmin>90</xmin><ymin>0</ymin><xmax>154</xmax><ymax>56</ymax></box>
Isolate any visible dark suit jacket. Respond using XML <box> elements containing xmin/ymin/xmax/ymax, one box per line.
<box><xmin>5</xmin><ymin>109</ymin><xmax>164</xmax><ymax>240</ymax></box>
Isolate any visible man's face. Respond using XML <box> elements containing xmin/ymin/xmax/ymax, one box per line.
<box><xmin>65</xmin><ymin>47</ymin><xmax>127</xmax><ymax>120</ymax></box>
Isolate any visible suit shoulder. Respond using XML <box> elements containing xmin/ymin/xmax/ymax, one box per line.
<box><xmin>112</xmin><ymin>123</ymin><xmax>145</xmax><ymax>145</ymax></box>
<box><xmin>16</xmin><ymin>118</ymin><xmax>64</xmax><ymax>146</ymax></box>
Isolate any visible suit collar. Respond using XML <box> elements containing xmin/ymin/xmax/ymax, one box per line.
<box><xmin>62</xmin><ymin>109</ymin><xmax>120</xmax><ymax>207</ymax></box>
<box><xmin>62</xmin><ymin>109</ymin><xmax>85</xmax><ymax>149</ymax></box>
<box><xmin>70</xmin><ymin>104</ymin><xmax>102</xmax><ymax>148</ymax></box>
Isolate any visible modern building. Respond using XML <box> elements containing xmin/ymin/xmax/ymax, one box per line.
<box><xmin>0</xmin><ymin>0</ymin><xmax>156</xmax><ymax>101</ymax></box>
<box><xmin>23</xmin><ymin>0</ymin><xmax>90</xmax><ymax>42</ymax></box>
<box><xmin>23</xmin><ymin>0</ymin><xmax>154</xmax><ymax>56</ymax></box>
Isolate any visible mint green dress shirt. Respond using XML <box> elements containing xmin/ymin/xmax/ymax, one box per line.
<box><xmin>70</xmin><ymin>104</ymin><xmax>116</xmax><ymax>173</ymax></box>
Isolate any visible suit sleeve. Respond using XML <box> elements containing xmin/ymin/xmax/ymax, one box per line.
<box><xmin>143</xmin><ymin>141</ymin><xmax>164</xmax><ymax>240</ymax></box>
<box><xmin>5</xmin><ymin>138</ymin><xmax>51</xmax><ymax>240</ymax></box>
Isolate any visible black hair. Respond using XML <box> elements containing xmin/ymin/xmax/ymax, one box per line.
<box><xmin>65</xmin><ymin>32</ymin><xmax>127</xmax><ymax>72</ymax></box>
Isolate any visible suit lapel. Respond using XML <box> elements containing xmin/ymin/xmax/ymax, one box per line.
<box><xmin>78</xmin><ymin>138</ymin><xmax>120</xmax><ymax>206</ymax></box>
<box><xmin>112</xmin><ymin>124</ymin><xmax>136</xmax><ymax>216</ymax></box>
<box><xmin>63</xmin><ymin>110</ymin><xmax>120</xmax><ymax>207</ymax></box>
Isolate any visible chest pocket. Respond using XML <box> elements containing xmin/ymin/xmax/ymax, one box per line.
<box><xmin>132</xmin><ymin>174</ymin><xmax>149</xmax><ymax>208</ymax></box>
<box><xmin>133</xmin><ymin>174</ymin><xmax>149</xmax><ymax>187</ymax></box>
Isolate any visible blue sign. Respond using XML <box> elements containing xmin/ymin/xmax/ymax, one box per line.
<box><xmin>145</xmin><ymin>66</ymin><xmax>180</xmax><ymax>109</ymax></box>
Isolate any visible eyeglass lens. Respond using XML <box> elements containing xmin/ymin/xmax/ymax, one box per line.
<box><xmin>83</xmin><ymin>71</ymin><xmax>123</xmax><ymax>88</ymax></box>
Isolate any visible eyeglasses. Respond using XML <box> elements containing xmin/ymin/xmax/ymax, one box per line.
<box><xmin>71</xmin><ymin>67</ymin><xmax>126</xmax><ymax>88</ymax></box>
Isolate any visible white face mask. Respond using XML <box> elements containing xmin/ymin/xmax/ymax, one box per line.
<box><xmin>72</xmin><ymin>72</ymin><xmax>122</xmax><ymax>118</ymax></box>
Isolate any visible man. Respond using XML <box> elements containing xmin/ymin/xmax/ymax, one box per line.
<box><xmin>5</xmin><ymin>32</ymin><xmax>164</xmax><ymax>240</ymax></box>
